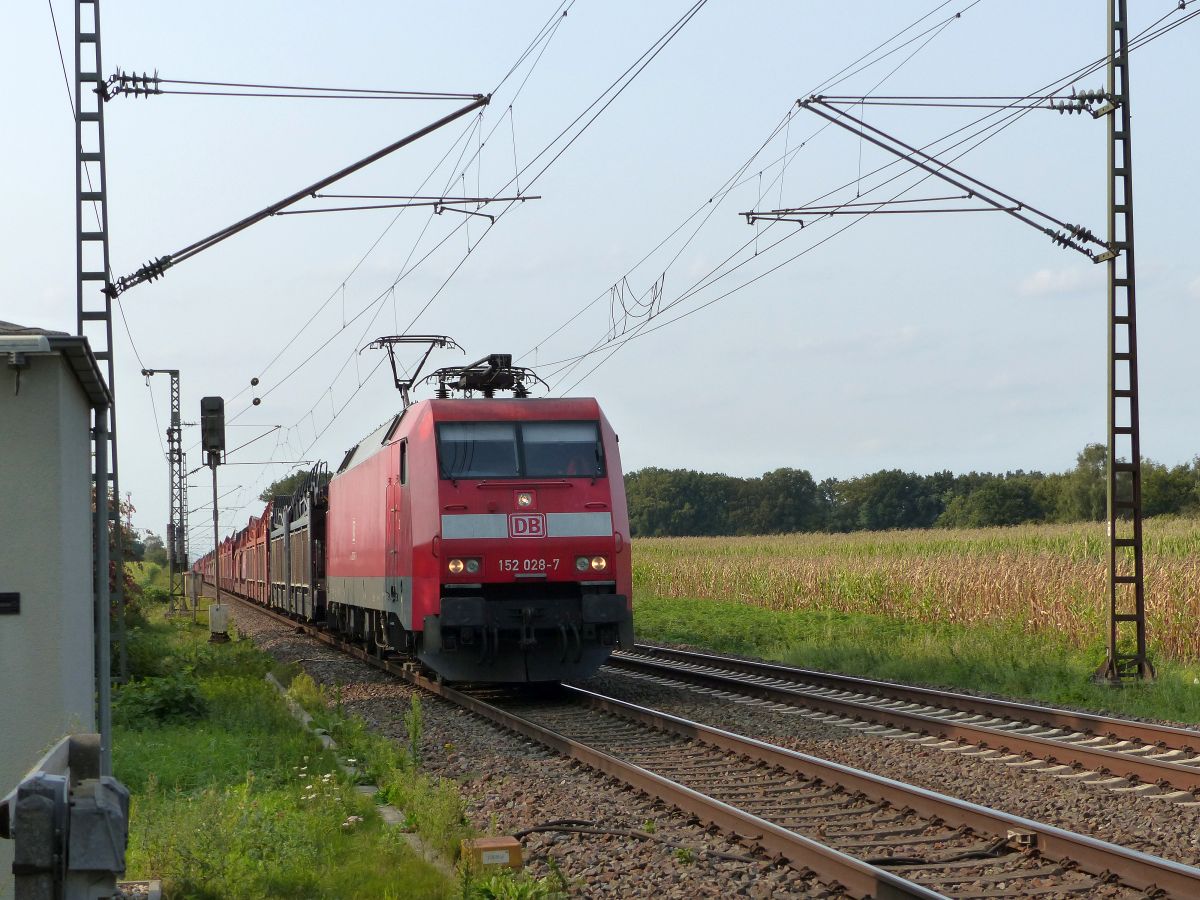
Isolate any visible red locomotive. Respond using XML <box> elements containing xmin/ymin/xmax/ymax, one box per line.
<box><xmin>197</xmin><ymin>350</ymin><xmax>633</xmax><ymax>682</ymax></box>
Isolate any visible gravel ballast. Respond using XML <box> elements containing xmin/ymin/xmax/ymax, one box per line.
<box><xmin>580</xmin><ymin>667</ymin><xmax>1200</xmax><ymax>868</ymax></box>
<box><xmin>228</xmin><ymin>602</ymin><xmax>841</xmax><ymax>898</ymax></box>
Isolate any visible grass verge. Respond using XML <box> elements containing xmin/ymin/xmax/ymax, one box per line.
<box><xmin>119</xmin><ymin>593</ymin><xmax>566</xmax><ymax>899</ymax></box>
<box><xmin>633</xmin><ymin>595</ymin><xmax>1200</xmax><ymax>725</ymax></box>
<box><xmin>116</xmin><ymin>606</ymin><xmax>454</xmax><ymax>899</ymax></box>
<box><xmin>284</xmin><ymin>675</ymin><xmax>569</xmax><ymax>897</ymax></box>
<box><xmin>285</xmin><ymin>675</ymin><xmax>472</xmax><ymax>861</ymax></box>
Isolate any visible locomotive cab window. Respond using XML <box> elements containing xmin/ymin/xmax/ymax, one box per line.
<box><xmin>437</xmin><ymin>420</ymin><xmax>605</xmax><ymax>479</ymax></box>
<box><xmin>522</xmin><ymin>421</ymin><xmax>604</xmax><ymax>477</ymax></box>
<box><xmin>438</xmin><ymin>422</ymin><xmax>519</xmax><ymax>478</ymax></box>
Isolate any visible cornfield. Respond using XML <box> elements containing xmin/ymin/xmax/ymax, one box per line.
<box><xmin>632</xmin><ymin>519</ymin><xmax>1200</xmax><ymax>663</ymax></box>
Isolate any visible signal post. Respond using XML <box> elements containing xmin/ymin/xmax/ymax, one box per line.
<box><xmin>201</xmin><ymin>396</ymin><xmax>230</xmax><ymax>642</ymax></box>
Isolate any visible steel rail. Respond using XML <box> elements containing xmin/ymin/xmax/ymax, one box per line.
<box><xmin>631</xmin><ymin>644</ymin><xmax>1200</xmax><ymax>749</ymax></box>
<box><xmin>615</xmin><ymin>646</ymin><xmax>1200</xmax><ymax>793</ymax></box>
<box><xmin>570</xmin><ymin>685</ymin><xmax>1200</xmax><ymax>900</ymax></box>
<box><xmin>214</xmin><ymin>588</ymin><xmax>1200</xmax><ymax>898</ymax></box>
<box><xmin>429</xmin><ymin>682</ymin><xmax>944</xmax><ymax>899</ymax></box>
<box><xmin>213</xmin><ymin>591</ymin><xmax>933</xmax><ymax>898</ymax></box>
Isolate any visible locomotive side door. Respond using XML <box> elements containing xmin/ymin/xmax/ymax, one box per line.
<box><xmin>395</xmin><ymin>441</ymin><xmax>414</xmax><ymax>629</ymax></box>
<box><xmin>387</xmin><ymin>474</ymin><xmax>400</xmax><ymax>582</ymax></box>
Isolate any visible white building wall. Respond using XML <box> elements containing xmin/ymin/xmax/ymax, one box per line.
<box><xmin>0</xmin><ymin>353</ymin><xmax>97</xmax><ymax>898</ymax></box>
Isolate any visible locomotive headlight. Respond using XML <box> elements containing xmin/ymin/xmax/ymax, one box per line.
<box><xmin>575</xmin><ymin>556</ymin><xmax>590</xmax><ymax>572</ymax></box>
<box><xmin>590</xmin><ymin>556</ymin><xmax>608</xmax><ymax>571</ymax></box>
<box><xmin>448</xmin><ymin>558</ymin><xmax>465</xmax><ymax>574</ymax></box>
<box><xmin>516</xmin><ymin>491</ymin><xmax>533</xmax><ymax>508</ymax></box>
<box><xmin>465</xmin><ymin>558</ymin><xmax>480</xmax><ymax>574</ymax></box>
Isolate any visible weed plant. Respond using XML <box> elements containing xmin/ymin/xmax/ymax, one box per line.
<box><xmin>286</xmin><ymin>674</ymin><xmax>473</xmax><ymax>861</ymax></box>
<box><xmin>113</xmin><ymin>673</ymin><xmax>206</xmax><ymax>727</ymax></box>
<box><xmin>465</xmin><ymin>868</ymin><xmax>566</xmax><ymax>899</ymax></box>
<box><xmin>130</xmin><ymin>561</ymin><xmax>171</xmax><ymax>593</ymax></box>
<box><xmin>115</xmin><ymin>611</ymin><xmax>455</xmax><ymax>898</ymax></box>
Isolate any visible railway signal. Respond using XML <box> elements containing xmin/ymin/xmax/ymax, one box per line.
<box><xmin>201</xmin><ymin>395</ymin><xmax>229</xmax><ymax>642</ymax></box>
<box><xmin>200</xmin><ymin>396</ymin><xmax>226</xmax><ymax>462</ymax></box>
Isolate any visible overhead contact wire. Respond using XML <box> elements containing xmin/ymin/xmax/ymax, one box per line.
<box><xmin>523</xmin><ymin>0</ymin><xmax>976</xmax><ymax>368</ymax></box>
<box><xmin>542</xmin><ymin>1</ymin><xmax>976</xmax><ymax>387</ymax></box>
<box><xmin>552</xmin><ymin>0</ymin><xmax>1200</xmax><ymax>391</ymax></box>
<box><xmin>209</xmin><ymin>1</ymin><xmax>582</xmax><ymax>482</ymax></box>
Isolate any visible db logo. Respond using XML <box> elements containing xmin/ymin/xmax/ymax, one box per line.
<box><xmin>508</xmin><ymin>513</ymin><xmax>546</xmax><ymax>538</ymax></box>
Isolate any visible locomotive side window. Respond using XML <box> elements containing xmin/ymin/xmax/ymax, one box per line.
<box><xmin>399</xmin><ymin>440</ymin><xmax>408</xmax><ymax>485</ymax></box>
<box><xmin>436</xmin><ymin>420</ymin><xmax>604</xmax><ymax>479</ymax></box>
<box><xmin>438</xmin><ymin>422</ymin><xmax>519</xmax><ymax>478</ymax></box>
<box><xmin>522</xmin><ymin>421</ymin><xmax>604</xmax><ymax>478</ymax></box>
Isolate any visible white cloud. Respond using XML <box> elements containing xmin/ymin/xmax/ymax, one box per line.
<box><xmin>889</xmin><ymin>324</ymin><xmax>920</xmax><ymax>348</ymax></box>
<box><xmin>1187</xmin><ymin>276</ymin><xmax>1200</xmax><ymax>300</ymax></box>
<box><xmin>1017</xmin><ymin>266</ymin><xmax>1103</xmax><ymax>297</ymax></box>
<box><xmin>796</xmin><ymin>323</ymin><xmax>922</xmax><ymax>356</ymax></box>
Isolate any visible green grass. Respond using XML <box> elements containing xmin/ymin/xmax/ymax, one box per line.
<box><xmin>286</xmin><ymin>676</ymin><xmax>474</xmax><ymax>861</ymax></box>
<box><xmin>129</xmin><ymin>560</ymin><xmax>171</xmax><ymax>594</ymax></box>
<box><xmin>633</xmin><ymin>595</ymin><xmax>1200</xmax><ymax>725</ymax></box>
<box><xmin>115</xmin><ymin>611</ymin><xmax>455</xmax><ymax>899</ymax></box>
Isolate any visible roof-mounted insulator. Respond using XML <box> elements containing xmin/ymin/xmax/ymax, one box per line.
<box><xmin>426</xmin><ymin>354</ymin><xmax>547</xmax><ymax>399</ymax></box>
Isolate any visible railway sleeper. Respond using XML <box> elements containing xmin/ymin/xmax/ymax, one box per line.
<box><xmin>952</xmin><ymin>880</ymin><xmax>1100</xmax><ymax>898</ymax></box>
<box><xmin>745</xmin><ymin>799</ymin><xmax>880</xmax><ymax>819</ymax></box>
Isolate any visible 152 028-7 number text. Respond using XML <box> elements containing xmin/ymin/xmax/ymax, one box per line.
<box><xmin>498</xmin><ymin>558</ymin><xmax>560</xmax><ymax>573</ymax></box>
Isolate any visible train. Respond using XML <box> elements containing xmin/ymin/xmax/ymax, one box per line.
<box><xmin>196</xmin><ymin>353</ymin><xmax>634</xmax><ymax>682</ymax></box>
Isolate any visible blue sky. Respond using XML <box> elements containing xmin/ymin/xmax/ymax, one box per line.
<box><xmin>6</xmin><ymin>2</ymin><xmax>1198</xmax><ymax>552</ymax></box>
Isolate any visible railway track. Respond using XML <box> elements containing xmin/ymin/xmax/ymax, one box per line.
<box><xmin>606</xmin><ymin>645</ymin><xmax>1200</xmax><ymax>801</ymax></box>
<box><xmin>216</xmin><ymin>590</ymin><xmax>1200</xmax><ymax>898</ymax></box>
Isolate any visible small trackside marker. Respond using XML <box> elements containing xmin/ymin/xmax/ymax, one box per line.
<box><xmin>462</xmin><ymin>836</ymin><xmax>522</xmax><ymax>870</ymax></box>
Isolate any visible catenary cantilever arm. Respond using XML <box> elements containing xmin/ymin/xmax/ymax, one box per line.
<box><xmin>109</xmin><ymin>94</ymin><xmax>490</xmax><ymax>297</ymax></box>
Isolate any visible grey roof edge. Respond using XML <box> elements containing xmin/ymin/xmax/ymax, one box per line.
<box><xmin>45</xmin><ymin>335</ymin><xmax>112</xmax><ymax>410</ymax></box>
<box><xmin>0</xmin><ymin>320</ymin><xmax>70</xmax><ymax>337</ymax></box>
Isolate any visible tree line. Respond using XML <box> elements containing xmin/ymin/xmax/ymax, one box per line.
<box><xmin>625</xmin><ymin>444</ymin><xmax>1200</xmax><ymax>537</ymax></box>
